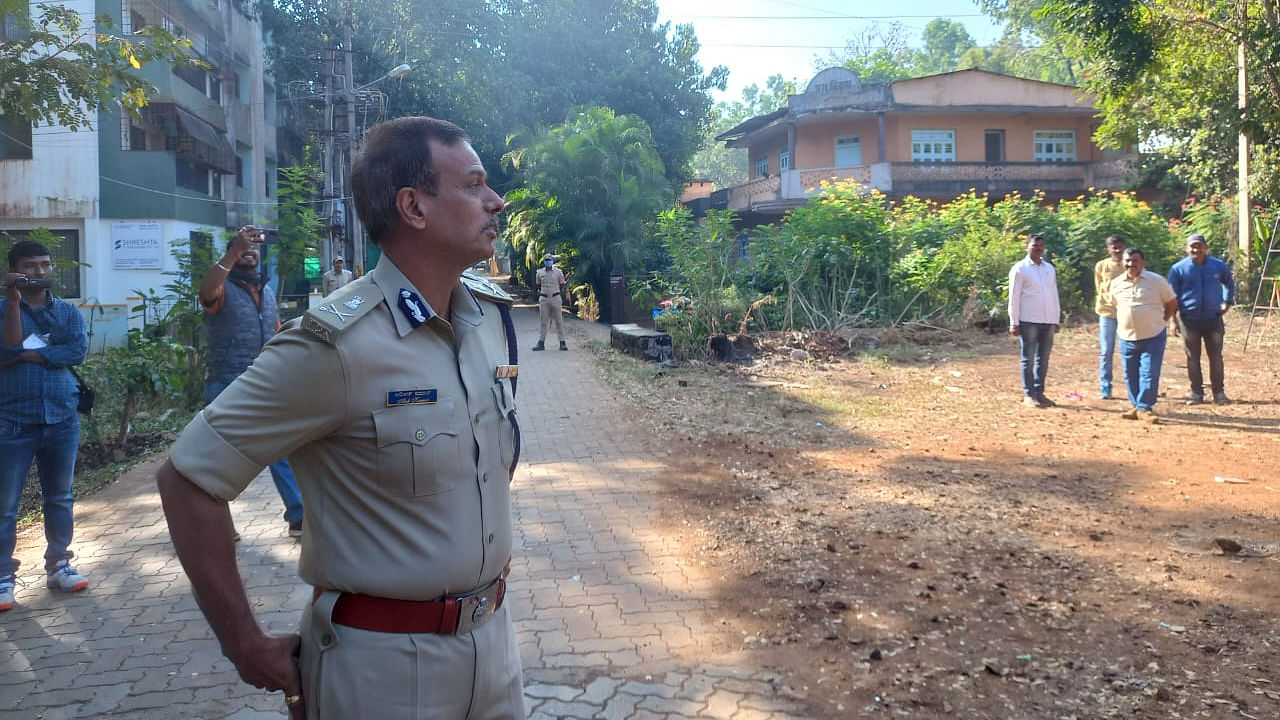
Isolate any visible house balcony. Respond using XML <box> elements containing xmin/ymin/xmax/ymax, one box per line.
<box><xmin>711</xmin><ymin>157</ymin><xmax>1136</xmax><ymax>214</ymax></box>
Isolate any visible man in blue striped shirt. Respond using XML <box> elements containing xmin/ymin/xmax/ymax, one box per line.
<box><xmin>0</xmin><ymin>240</ymin><xmax>89</xmax><ymax>612</ymax></box>
<box><xmin>1167</xmin><ymin>234</ymin><xmax>1235</xmax><ymax>405</ymax></box>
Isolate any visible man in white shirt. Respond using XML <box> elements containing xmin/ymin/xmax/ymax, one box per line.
<box><xmin>1007</xmin><ymin>234</ymin><xmax>1061</xmax><ymax>408</ymax></box>
<box><xmin>321</xmin><ymin>257</ymin><xmax>353</xmax><ymax>296</ymax></box>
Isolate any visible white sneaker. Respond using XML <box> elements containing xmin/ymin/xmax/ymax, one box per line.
<box><xmin>0</xmin><ymin>576</ymin><xmax>13</xmax><ymax>611</ymax></box>
<box><xmin>46</xmin><ymin>561</ymin><xmax>88</xmax><ymax>593</ymax></box>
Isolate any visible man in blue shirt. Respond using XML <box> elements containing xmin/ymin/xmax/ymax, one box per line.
<box><xmin>1167</xmin><ymin>233</ymin><xmax>1235</xmax><ymax>405</ymax></box>
<box><xmin>0</xmin><ymin>240</ymin><xmax>90</xmax><ymax>612</ymax></box>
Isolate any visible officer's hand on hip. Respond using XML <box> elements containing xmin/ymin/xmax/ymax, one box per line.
<box><xmin>226</xmin><ymin>631</ymin><xmax>304</xmax><ymax>713</ymax></box>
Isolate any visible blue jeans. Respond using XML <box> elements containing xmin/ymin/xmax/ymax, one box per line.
<box><xmin>1098</xmin><ymin>316</ymin><xmax>1117</xmax><ymax>396</ymax></box>
<box><xmin>1119</xmin><ymin>330</ymin><xmax>1167</xmax><ymax>411</ymax></box>
<box><xmin>1018</xmin><ymin>322</ymin><xmax>1055</xmax><ymax>398</ymax></box>
<box><xmin>1179</xmin><ymin>316</ymin><xmax>1225</xmax><ymax>396</ymax></box>
<box><xmin>204</xmin><ymin>379</ymin><xmax>303</xmax><ymax>524</ymax></box>
<box><xmin>0</xmin><ymin>415</ymin><xmax>80</xmax><ymax>576</ymax></box>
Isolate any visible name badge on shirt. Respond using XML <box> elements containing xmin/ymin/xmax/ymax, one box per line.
<box><xmin>386</xmin><ymin>388</ymin><xmax>438</xmax><ymax>406</ymax></box>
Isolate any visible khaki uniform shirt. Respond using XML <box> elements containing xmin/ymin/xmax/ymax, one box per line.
<box><xmin>1093</xmin><ymin>257</ymin><xmax>1124</xmax><ymax>317</ymax></box>
<box><xmin>171</xmin><ymin>255</ymin><xmax>518</xmax><ymax>600</ymax></box>
<box><xmin>1110</xmin><ymin>270</ymin><xmax>1175</xmax><ymax>342</ymax></box>
<box><xmin>322</xmin><ymin>268</ymin><xmax>354</xmax><ymax>296</ymax></box>
<box><xmin>535</xmin><ymin>266</ymin><xmax>565</xmax><ymax>297</ymax></box>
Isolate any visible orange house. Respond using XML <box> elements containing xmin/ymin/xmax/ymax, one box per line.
<box><xmin>713</xmin><ymin>67</ymin><xmax>1134</xmax><ymax>222</ymax></box>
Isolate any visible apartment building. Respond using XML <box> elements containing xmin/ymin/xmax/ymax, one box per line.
<box><xmin>0</xmin><ymin>0</ymin><xmax>276</xmax><ymax>348</ymax></box>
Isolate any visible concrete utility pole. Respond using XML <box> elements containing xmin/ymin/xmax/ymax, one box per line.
<box><xmin>321</xmin><ymin>41</ymin><xmax>337</xmax><ymax>272</ymax></box>
<box><xmin>343</xmin><ymin>6</ymin><xmax>362</xmax><ymax>275</ymax></box>
<box><xmin>1237</xmin><ymin>0</ymin><xmax>1251</xmax><ymax>270</ymax></box>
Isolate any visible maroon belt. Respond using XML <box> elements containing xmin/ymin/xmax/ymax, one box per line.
<box><xmin>313</xmin><ymin>567</ymin><xmax>508</xmax><ymax>635</ymax></box>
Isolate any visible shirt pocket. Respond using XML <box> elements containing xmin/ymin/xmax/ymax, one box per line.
<box><xmin>490</xmin><ymin>382</ymin><xmax>520</xmax><ymax>477</ymax></box>
<box><xmin>371</xmin><ymin>402</ymin><xmax>467</xmax><ymax>497</ymax></box>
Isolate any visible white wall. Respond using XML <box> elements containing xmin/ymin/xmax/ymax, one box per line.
<box><xmin>84</xmin><ymin>217</ymin><xmax>221</xmax><ymax>305</ymax></box>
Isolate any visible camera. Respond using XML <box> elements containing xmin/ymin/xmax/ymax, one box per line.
<box><xmin>4</xmin><ymin>276</ymin><xmax>52</xmax><ymax>289</ymax></box>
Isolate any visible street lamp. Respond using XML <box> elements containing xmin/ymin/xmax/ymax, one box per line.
<box><xmin>354</xmin><ymin>63</ymin><xmax>410</xmax><ymax>92</ymax></box>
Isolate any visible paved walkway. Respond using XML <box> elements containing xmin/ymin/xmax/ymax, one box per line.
<box><xmin>1</xmin><ymin>305</ymin><xmax>808</xmax><ymax>719</ymax></box>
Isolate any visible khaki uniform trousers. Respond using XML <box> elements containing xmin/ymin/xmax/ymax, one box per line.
<box><xmin>301</xmin><ymin>591</ymin><xmax>525</xmax><ymax>719</ymax></box>
<box><xmin>538</xmin><ymin>294</ymin><xmax>564</xmax><ymax>342</ymax></box>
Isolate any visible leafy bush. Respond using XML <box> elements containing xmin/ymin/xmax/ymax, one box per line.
<box><xmin>648</xmin><ymin>186</ymin><xmax>1180</xmax><ymax>354</ymax></box>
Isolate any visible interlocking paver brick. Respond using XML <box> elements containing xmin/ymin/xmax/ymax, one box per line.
<box><xmin>1</xmin><ymin>307</ymin><xmax>814</xmax><ymax>719</ymax></box>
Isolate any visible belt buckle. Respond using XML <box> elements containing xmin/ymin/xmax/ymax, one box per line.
<box><xmin>454</xmin><ymin>586</ymin><xmax>497</xmax><ymax>635</ymax></box>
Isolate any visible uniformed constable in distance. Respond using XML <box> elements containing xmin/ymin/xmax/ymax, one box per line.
<box><xmin>156</xmin><ymin>116</ymin><xmax>524</xmax><ymax>719</ymax></box>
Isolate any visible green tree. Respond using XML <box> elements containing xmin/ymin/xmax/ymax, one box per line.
<box><xmin>273</xmin><ymin>156</ymin><xmax>325</xmax><ymax>301</ymax></box>
<box><xmin>691</xmin><ymin>74</ymin><xmax>797</xmax><ymax>188</ymax></box>
<box><xmin>975</xmin><ymin>0</ymin><xmax>1083</xmax><ymax>83</ymax></box>
<box><xmin>915</xmin><ymin>18</ymin><xmax>978</xmax><ymax>74</ymax></box>
<box><xmin>503</xmin><ymin>106</ymin><xmax>672</xmax><ymax>318</ymax></box>
<box><xmin>0</xmin><ymin>0</ymin><xmax>191</xmax><ymax>129</ymax></box>
<box><xmin>1039</xmin><ymin>0</ymin><xmax>1280</xmax><ymax>201</ymax></box>
<box><xmin>829</xmin><ymin>23</ymin><xmax>920</xmax><ymax>83</ymax></box>
<box><xmin>259</xmin><ymin>0</ymin><xmax>725</xmax><ymax>183</ymax></box>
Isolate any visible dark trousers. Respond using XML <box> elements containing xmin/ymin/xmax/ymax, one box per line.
<box><xmin>1179</xmin><ymin>316</ymin><xmax>1225</xmax><ymax>396</ymax></box>
<box><xmin>1017</xmin><ymin>322</ymin><xmax>1055</xmax><ymax>398</ymax></box>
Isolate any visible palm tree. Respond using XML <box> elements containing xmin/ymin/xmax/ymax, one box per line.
<box><xmin>503</xmin><ymin>106</ymin><xmax>673</xmax><ymax>319</ymax></box>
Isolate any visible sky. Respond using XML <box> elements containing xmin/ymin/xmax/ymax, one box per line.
<box><xmin>654</xmin><ymin>0</ymin><xmax>1004</xmax><ymax>100</ymax></box>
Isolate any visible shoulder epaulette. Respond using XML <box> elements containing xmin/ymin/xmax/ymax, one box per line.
<box><xmin>301</xmin><ymin>285</ymin><xmax>381</xmax><ymax>344</ymax></box>
<box><xmin>461</xmin><ymin>271</ymin><xmax>513</xmax><ymax>305</ymax></box>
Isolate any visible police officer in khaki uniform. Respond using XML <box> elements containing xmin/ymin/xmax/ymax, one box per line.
<box><xmin>156</xmin><ymin>116</ymin><xmax>524</xmax><ymax>720</ymax></box>
<box><xmin>532</xmin><ymin>253</ymin><xmax>567</xmax><ymax>351</ymax></box>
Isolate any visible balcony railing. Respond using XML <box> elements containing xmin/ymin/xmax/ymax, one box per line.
<box><xmin>715</xmin><ymin>158</ymin><xmax>1136</xmax><ymax>212</ymax></box>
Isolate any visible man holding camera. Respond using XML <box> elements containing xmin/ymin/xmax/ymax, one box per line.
<box><xmin>199</xmin><ymin>227</ymin><xmax>304</xmax><ymax>537</ymax></box>
<box><xmin>1</xmin><ymin>240</ymin><xmax>90</xmax><ymax>612</ymax></box>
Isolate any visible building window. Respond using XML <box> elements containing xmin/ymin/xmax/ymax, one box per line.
<box><xmin>176</xmin><ymin>158</ymin><xmax>211</xmax><ymax>194</ymax></box>
<box><xmin>174</xmin><ymin>63</ymin><xmax>205</xmax><ymax>93</ymax></box>
<box><xmin>121</xmin><ymin>115</ymin><xmax>149</xmax><ymax>151</ymax></box>
<box><xmin>2</xmin><ymin>8</ymin><xmax>29</xmax><ymax>41</ymax></box>
<box><xmin>0</xmin><ymin>229</ymin><xmax>81</xmax><ymax>297</ymax></box>
<box><xmin>835</xmin><ymin>135</ymin><xmax>861</xmax><ymax>166</ymax></box>
<box><xmin>911</xmin><ymin>130</ymin><xmax>955</xmax><ymax>162</ymax></box>
<box><xmin>755</xmin><ymin>156</ymin><xmax>768</xmax><ymax>178</ymax></box>
<box><xmin>0</xmin><ymin>114</ymin><xmax>33</xmax><ymax>160</ymax></box>
<box><xmin>1033</xmin><ymin>130</ymin><xmax>1075</xmax><ymax>162</ymax></box>
<box><xmin>779</xmin><ymin>148</ymin><xmax>791</xmax><ymax>172</ymax></box>
<box><xmin>235</xmin><ymin>156</ymin><xmax>244</xmax><ymax>187</ymax></box>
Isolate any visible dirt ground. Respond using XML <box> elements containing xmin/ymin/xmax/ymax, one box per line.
<box><xmin>599</xmin><ymin>318</ymin><xmax>1280</xmax><ymax>719</ymax></box>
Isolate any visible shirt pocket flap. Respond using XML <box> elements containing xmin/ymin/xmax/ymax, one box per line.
<box><xmin>372</xmin><ymin>403</ymin><xmax>458</xmax><ymax>449</ymax></box>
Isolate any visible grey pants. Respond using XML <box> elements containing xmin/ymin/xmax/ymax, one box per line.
<box><xmin>302</xmin><ymin>591</ymin><xmax>525</xmax><ymax>719</ymax></box>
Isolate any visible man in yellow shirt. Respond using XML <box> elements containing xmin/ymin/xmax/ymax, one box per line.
<box><xmin>1092</xmin><ymin>235</ymin><xmax>1126</xmax><ymax>399</ymax></box>
<box><xmin>1109</xmin><ymin>247</ymin><xmax>1178</xmax><ymax>423</ymax></box>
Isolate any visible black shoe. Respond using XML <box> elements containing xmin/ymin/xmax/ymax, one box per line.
<box><xmin>532</xmin><ymin>341</ymin><xmax>545</xmax><ymax>351</ymax></box>
<box><xmin>1036</xmin><ymin>394</ymin><xmax>1056</xmax><ymax>408</ymax></box>
<box><xmin>559</xmin><ymin>341</ymin><xmax>568</xmax><ymax>351</ymax></box>
<box><xmin>231</xmin><ymin>527</ymin><xmax>241</xmax><ymax>543</ymax></box>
